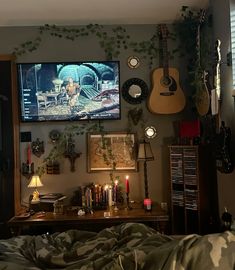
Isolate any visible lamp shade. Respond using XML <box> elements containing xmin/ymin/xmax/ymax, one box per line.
<box><xmin>28</xmin><ymin>175</ymin><xmax>43</xmax><ymax>188</ymax></box>
<box><xmin>137</xmin><ymin>140</ymin><xmax>154</xmax><ymax>161</ymax></box>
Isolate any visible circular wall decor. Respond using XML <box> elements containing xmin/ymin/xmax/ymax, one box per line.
<box><xmin>49</xmin><ymin>129</ymin><xmax>61</xmax><ymax>143</ymax></box>
<box><xmin>145</xmin><ymin>126</ymin><xmax>157</xmax><ymax>139</ymax></box>
<box><xmin>127</xmin><ymin>56</ymin><xmax>140</xmax><ymax>69</ymax></box>
<box><xmin>122</xmin><ymin>78</ymin><xmax>148</xmax><ymax>104</ymax></box>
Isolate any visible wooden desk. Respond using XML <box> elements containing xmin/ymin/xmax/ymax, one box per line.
<box><xmin>8</xmin><ymin>206</ymin><xmax>169</xmax><ymax>235</ymax></box>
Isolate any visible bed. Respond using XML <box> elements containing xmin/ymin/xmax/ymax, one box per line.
<box><xmin>0</xmin><ymin>222</ymin><xmax>234</xmax><ymax>270</ymax></box>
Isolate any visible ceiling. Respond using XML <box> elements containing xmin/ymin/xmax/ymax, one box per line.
<box><xmin>0</xmin><ymin>0</ymin><xmax>209</xmax><ymax>27</ymax></box>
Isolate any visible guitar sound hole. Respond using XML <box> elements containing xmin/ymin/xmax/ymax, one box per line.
<box><xmin>161</xmin><ymin>76</ymin><xmax>171</xmax><ymax>86</ymax></box>
<box><xmin>161</xmin><ymin>76</ymin><xmax>177</xmax><ymax>91</ymax></box>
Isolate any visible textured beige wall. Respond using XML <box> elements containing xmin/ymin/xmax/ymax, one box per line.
<box><xmin>0</xmin><ymin>1</ymin><xmax>232</xmax><ymax>221</ymax></box>
<box><xmin>0</xmin><ymin>25</ymin><xmax>187</xmax><ymax>208</ymax></box>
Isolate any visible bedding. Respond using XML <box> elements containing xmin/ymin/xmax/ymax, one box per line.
<box><xmin>0</xmin><ymin>222</ymin><xmax>235</xmax><ymax>270</ymax></box>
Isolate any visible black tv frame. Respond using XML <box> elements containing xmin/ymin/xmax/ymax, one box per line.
<box><xmin>17</xmin><ymin>61</ymin><xmax>121</xmax><ymax>123</ymax></box>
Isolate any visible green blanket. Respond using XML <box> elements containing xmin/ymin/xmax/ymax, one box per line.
<box><xmin>0</xmin><ymin>222</ymin><xmax>235</xmax><ymax>269</ymax></box>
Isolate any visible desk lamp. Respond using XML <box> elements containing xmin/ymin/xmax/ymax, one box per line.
<box><xmin>137</xmin><ymin>140</ymin><xmax>154</xmax><ymax>209</ymax></box>
<box><xmin>28</xmin><ymin>175</ymin><xmax>43</xmax><ymax>204</ymax></box>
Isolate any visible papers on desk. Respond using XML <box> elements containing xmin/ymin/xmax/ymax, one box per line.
<box><xmin>15</xmin><ymin>213</ymin><xmax>31</xmax><ymax>219</ymax></box>
<box><xmin>40</xmin><ymin>193</ymin><xmax>66</xmax><ymax>203</ymax></box>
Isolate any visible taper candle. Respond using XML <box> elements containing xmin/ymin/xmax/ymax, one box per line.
<box><xmin>27</xmin><ymin>143</ymin><xmax>31</xmax><ymax>164</ymax></box>
<box><xmin>108</xmin><ymin>186</ymin><xmax>112</xmax><ymax>207</ymax></box>
<box><xmin>125</xmin><ymin>175</ymin><xmax>129</xmax><ymax>193</ymax></box>
<box><xmin>114</xmin><ymin>179</ymin><xmax>118</xmax><ymax>202</ymax></box>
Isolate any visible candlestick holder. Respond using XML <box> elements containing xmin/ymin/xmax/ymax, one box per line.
<box><xmin>114</xmin><ymin>202</ymin><xmax>119</xmax><ymax>211</ymax></box>
<box><xmin>125</xmin><ymin>192</ymin><xmax>132</xmax><ymax>210</ymax></box>
<box><xmin>113</xmin><ymin>194</ymin><xmax>119</xmax><ymax>211</ymax></box>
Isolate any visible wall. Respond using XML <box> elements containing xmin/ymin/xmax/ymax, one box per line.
<box><xmin>0</xmin><ymin>25</ymin><xmax>187</xmax><ymax>208</ymax></box>
<box><xmin>211</xmin><ymin>0</ymin><xmax>235</xmax><ymax>217</ymax></box>
<box><xmin>1</xmin><ymin>4</ymin><xmax>234</xmax><ymax>222</ymax></box>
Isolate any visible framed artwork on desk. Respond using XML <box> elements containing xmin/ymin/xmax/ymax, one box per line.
<box><xmin>87</xmin><ymin>132</ymin><xmax>138</xmax><ymax>172</ymax></box>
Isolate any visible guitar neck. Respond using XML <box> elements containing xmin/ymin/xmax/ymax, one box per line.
<box><xmin>196</xmin><ymin>23</ymin><xmax>201</xmax><ymax>67</ymax></box>
<box><xmin>214</xmin><ymin>39</ymin><xmax>221</xmax><ymax>100</ymax></box>
<box><xmin>215</xmin><ymin>107</ymin><xmax>222</xmax><ymax>133</ymax></box>
<box><xmin>158</xmin><ymin>24</ymin><xmax>169</xmax><ymax>77</ymax></box>
<box><xmin>214</xmin><ymin>39</ymin><xmax>222</xmax><ymax>133</ymax></box>
<box><xmin>196</xmin><ymin>9</ymin><xmax>206</xmax><ymax>68</ymax></box>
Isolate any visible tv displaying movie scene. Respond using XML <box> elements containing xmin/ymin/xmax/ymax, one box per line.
<box><xmin>17</xmin><ymin>61</ymin><xmax>120</xmax><ymax>122</ymax></box>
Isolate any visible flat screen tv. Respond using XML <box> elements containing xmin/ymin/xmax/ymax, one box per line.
<box><xmin>17</xmin><ymin>61</ymin><xmax>120</xmax><ymax>122</ymax></box>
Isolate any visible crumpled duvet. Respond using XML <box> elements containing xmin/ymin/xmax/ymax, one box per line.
<box><xmin>0</xmin><ymin>222</ymin><xmax>235</xmax><ymax>270</ymax></box>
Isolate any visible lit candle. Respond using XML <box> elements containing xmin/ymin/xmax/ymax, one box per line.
<box><xmin>114</xmin><ymin>179</ymin><xmax>118</xmax><ymax>203</ymax></box>
<box><xmin>108</xmin><ymin>185</ymin><xmax>112</xmax><ymax>207</ymax></box>
<box><xmin>27</xmin><ymin>143</ymin><xmax>31</xmax><ymax>164</ymax></box>
<box><xmin>125</xmin><ymin>175</ymin><xmax>129</xmax><ymax>193</ymax></box>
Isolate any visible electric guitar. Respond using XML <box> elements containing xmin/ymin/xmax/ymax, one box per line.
<box><xmin>212</xmin><ymin>40</ymin><xmax>233</xmax><ymax>173</ymax></box>
<box><xmin>216</xmin><ymin>121</ymin><xmax>233</xmax><ymax>173</ymax></box>
<box><xmin>211</xmin><ymin>39</ymin><xmax>221</xmax><ymax>117</ymax></box>
<box><xmin>147</xmin><ymin>24</ymin><xmax>186</xmax><ymax>114</ymax></box>
<box><xmin>194</xmin><ymin>9</ymin><xmax>210</xmax><ymax>116</ymax></box>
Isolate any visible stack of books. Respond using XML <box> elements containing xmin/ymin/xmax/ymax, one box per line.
<box><xmin>40</xmin><ymin>193</ymin><xmax>66</xmax><ymax>203</ymax></box>
<box><xmin>29</xmin><ymin>193</ymin><xmax>66</xmax><ymax>212</ymax></box>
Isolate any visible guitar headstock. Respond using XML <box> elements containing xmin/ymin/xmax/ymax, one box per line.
<box><xmin>158</xmin><ymin>24</ymin><xmax>169</xmax><ymax>39</ymax></box>
<box><xmin>198</xmin><ymin>9</ymin><xmax>206</xmax><ymax>25</ymax></box>
<box><xmin>214</xmin><ymin>39</ymin><xmax>222</xmax><ymax>101</ymax></box>
<box><xmin>196</xmin><ymin>9</ymin><xmax>206</xmax><ymax>60</ymax></box>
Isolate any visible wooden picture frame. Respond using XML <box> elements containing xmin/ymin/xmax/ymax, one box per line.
<box><xmin>87</xmin><ymin>132</ymin><xmax>138</xmax><ymax>172</ymax></box>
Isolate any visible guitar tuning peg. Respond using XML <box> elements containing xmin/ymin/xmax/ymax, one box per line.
<box><xmin>214</xmin><ymin>57</ymin><xmax>229</xmax><ymax>66</ymax></box>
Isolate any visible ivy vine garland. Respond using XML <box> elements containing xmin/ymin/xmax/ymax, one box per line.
<box><xmin>13</xmin><ymin>6</ymin><xmax>212</xmax><ymax>112</ymax></box>
<box><xmin>12</xmin><ymin>6</ymin><xmax>211</xmax><ymax>69</ymax></box>
<box><xmin>13</xmin><ymin>23</ymin><xmax>162</xmax><ymax>66</ymax></box>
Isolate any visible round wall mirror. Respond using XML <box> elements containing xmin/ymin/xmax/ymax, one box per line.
<box><xmin>122</xmin><ymin>78</ymin><xmax>148</xmax><ymax>104</ymax></box>
<box><xmin>49</xmin><ymin>129</ymin><xmax>61</xmax><ymax>143</ymax></box>
<box><xmin>129</xmin><ymin>84</ymin><xmax>142</xmax><ymax>98</ymax></box>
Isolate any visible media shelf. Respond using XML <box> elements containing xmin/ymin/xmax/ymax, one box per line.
<box><xmin>169</xmin><ymin>145</ymin><xmax>220</xmax><ymax>234</ymax></box>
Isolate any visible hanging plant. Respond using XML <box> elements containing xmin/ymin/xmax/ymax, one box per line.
<box><xmin>12</xmin><ymin>23</ymin><xmax>165</xmax><ymax>66</ymax></box>
<box><xmin>12</xmin><ymin>20</ymin><xmax>180</xmax><ymax>68</ymax></box>
<box><xmin>35</xmin><ymin>122</ymin><xmax>103</xmax><ymax>177</ymax></box>
<box><xmin>97</xmin><ymin>26</ymin><xmax>130</xmax><ymax>60</ymax></box>
<box><xmin>173</xmin><ymin>6</ymin><xmax>213</xmax><ymax>107</ymax></box>
<box><xmin>13</xmin><ymin>24</ymin><xmax>130</xmax><ymax>60</ymax></box>
<box><xmin>129</xmin><ymin>26</ymin><xmax>160</xmax><ymax>68</ymax></box>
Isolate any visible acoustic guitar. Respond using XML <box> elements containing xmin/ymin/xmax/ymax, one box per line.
<box><xmin>194</xmin><ymin>9</ymin><xmax>210</xmax><ymax>116</ymax></box>
<box><xmin>147</xmin><ymin>24</ymin><xmax>186</xmax><ymax>114</ymax></box>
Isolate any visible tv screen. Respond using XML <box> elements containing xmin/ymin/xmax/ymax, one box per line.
<box><xmin>17</xmin><ymin>61</ymin><xmax>120</xmax><ymax>122</ymax></box>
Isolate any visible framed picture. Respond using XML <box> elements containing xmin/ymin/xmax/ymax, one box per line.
<box><xmin>87</xmin><ymin>132</ymin><xmax>138</xmax><ymax>172</ymax></box>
